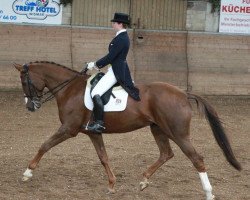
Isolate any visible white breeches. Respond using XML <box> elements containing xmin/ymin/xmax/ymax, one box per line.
<box><xmin>91</xmin><ymin>67</ymin><xmax>117</xmax><ymax>97</ymax></box>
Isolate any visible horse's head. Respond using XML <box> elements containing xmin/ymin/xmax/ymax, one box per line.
<box><xmin>14</xmin><ymin>63</ymin><xmax>45</xmax><ymax>112</ymax></box>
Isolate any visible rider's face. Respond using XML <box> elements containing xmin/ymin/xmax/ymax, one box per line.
<box><xmin>112</xmin><ymin>22</ymin><xmax>123</xmax><ymax>32</ymax></box>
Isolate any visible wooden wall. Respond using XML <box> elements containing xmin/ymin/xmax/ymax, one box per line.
<box><xmin>72</xmin><ymin>0</ymin><xmax>130</xmax><ymax>27</ymax></box>
<box><xmin>132</xmin><ymin>30</ymin><xmax>188</xmax><ymax>90</ymax></box>
<box><xmin>188</xmin><ymin>33</ymin><xmax>250</xmax><ymax>95</ymax></box>
<box><xmin>131</xmin><ymin>0</ymin><xmax>187</xmax><ymax>30</ymax></box>
<box><xmin>0</xmin><ymin>24</ymin><xmax>249</xmax><ymax>95</ymax></box>
<box><xmin>71</xmin><ymin>0</ymin><xmax>187</xmax><ymax>30</ymax></box>
<box><xmin>0</xmin><ymin>24</ymin><xmax>72</xmax><ymax>89</ymax></box>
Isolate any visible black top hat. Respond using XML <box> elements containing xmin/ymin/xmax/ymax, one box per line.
<box><xmin>111</xmin><ymin>13</ymin><xmax>130</xmax><ymax>25</ymax></box>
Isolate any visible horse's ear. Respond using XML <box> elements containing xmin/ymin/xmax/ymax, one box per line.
<box><xmin>13</xmin><ymin>63</ymin><xmax>23</xmax><ymax>72</ymax></box>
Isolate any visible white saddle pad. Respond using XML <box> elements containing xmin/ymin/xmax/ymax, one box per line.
<box><xmin>84</xmin><ymin>74</ymin><xmax>128</xmax><ymax>112</ymax></box>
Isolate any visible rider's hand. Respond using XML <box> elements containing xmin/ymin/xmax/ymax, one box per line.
<box><xmin>87</xmin><ymin>62</ymin><xmax>96</xmax><ymax>70</ymax></box>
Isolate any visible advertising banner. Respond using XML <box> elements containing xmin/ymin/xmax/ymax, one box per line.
<box><xmin>219</xmin><ymin>0</ymin><xmax>250</xmax><ymax>34</ymax></box>
<box><xmin>0</xmin><ymin>0</ymin><xmax>62</xmax><ymax>25</ymax></box>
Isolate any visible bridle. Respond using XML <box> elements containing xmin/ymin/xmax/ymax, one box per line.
<box><xmin>21</xmin><ymin>64</ymin><xmax>79</xmax><ymax>108</ymax></box>
<box><xmin>21</xmin><ymin>64</ymin><xmax>42</xmax><ymax>109</ymax></box>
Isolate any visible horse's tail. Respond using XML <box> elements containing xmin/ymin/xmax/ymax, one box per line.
<box><xmin>187</xmin><ymin>93</ymin><xmax>242</xmax><ymax>171</ymax></box>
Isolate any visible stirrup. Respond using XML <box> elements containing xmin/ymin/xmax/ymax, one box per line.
<box><xmin>87</xmin><ymin>121</ymin><xmax>105</xmax><ymax>133</ymax></box>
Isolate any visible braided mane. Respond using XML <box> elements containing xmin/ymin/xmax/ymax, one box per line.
<box><xmin>30</xmin><ymin>61</ymin><xmax>80</xmax><ymax>74</ymax></box>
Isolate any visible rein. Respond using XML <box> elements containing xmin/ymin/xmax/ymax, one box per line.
<box><xmin>41</xmin><ymin>74</ymin><xmax>78</xmax><ymax>103</ymax></box>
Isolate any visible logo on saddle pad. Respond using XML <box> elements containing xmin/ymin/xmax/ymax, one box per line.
<box><xmin>84</xmin><ymin>73</ymin><xmax>128</xmax><ymax>112</ymax></box>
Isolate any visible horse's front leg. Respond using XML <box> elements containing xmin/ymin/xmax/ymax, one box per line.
<box><xmin>22</xmin><ymin>125</ymin><xmax>78</xmax><ymax>181</ymax></box>
<box><xmin>88</xmin><ymin>133</ymin><xmax>116</xmax><ymax>194</ymax></box>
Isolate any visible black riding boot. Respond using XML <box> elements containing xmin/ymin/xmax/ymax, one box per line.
<box><xmin>87</xmin><ymin>95</ymin><xmax>105</xmax><ymax>133</ymax></box>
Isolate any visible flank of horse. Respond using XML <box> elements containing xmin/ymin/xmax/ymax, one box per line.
<box><xmin>14</xmin><ymin>61</ymin><xmax>241</xmax><ymax>200</ymax></box>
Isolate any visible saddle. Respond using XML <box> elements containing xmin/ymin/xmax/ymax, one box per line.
<box><xmin>84</xmin><ymin>73</ymin><xmax>128</xmax><ymax>112</ymax></box>
<box><xmin>89</xmin><ymin>72</ymin><xmax>119</xmax><ymax>105</ymax></box>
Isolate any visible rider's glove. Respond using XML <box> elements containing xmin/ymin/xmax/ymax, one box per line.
<box><xmin>87</xmin><ymin>62</ymin><xmax>96</xmax><ymax>70</ymax></box>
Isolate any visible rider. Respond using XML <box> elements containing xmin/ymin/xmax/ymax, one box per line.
<box><xmin>85</xmin><ymin>12</ymin><xmax>140</xmax><ymax>134</ymax></box>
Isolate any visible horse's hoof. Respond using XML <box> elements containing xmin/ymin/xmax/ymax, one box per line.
<box><xmin>22</xmin><ymin>176</ymin><xmax>30</xmax><ymax>182</ymax></box>
<box><xmin>22</xmin><ymin>168</ymin><xmax>33</xmax><ymax>182</ymax></box>
<box><xmin>106</xmin><ymin>188</ymin><xmax>115</xmax><ymax>194</ymax></box>
<box><xmin>206</xmin><ymin>194</ymin><xmax>215</xmax><ymax>200</ymax></box>
<box><xmin>140</xmin><ymin>180</ymin><xmax>149</xmax><ymax>191</ymax></box>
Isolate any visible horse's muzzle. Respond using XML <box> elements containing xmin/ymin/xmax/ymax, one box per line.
<box><xmin>26</xmin><ymin>98</ymin><xmax>35</xmax><ymax>112</ymax></box>
<box><xmin>25</xmin><ymin>96</ymin><xmax>41</xmax><ymax>112</ymax></box>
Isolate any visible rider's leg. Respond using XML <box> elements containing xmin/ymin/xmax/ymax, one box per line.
<box><xmin>87</xmin><ymin>94</ymin><xmax>105</xmax><ymax>133</ymax></box>
<box><xmin>91</xmin><ymin>67</ymin><xmax>117</xmax><ymax>97</ymax></box>
<box><xmin>88</xmin><ymin>67</ymin><xmax>117</xmax><ymax>133</ymax></box>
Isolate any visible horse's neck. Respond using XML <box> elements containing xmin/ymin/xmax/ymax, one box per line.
<box><xmin>42</xmin><ymin>65</ymin><xmax>77</xmax><ymax>90</ymax></box>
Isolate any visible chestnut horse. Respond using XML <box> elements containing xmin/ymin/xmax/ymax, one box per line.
<box><xmin>14</xmin><ymin>61</ymin><xmax>241</xmax><ymax>200</ymax></box>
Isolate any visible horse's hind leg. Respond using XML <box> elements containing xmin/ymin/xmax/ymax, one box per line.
<box><xmin>22</xmin><ymin>125</ymin><xmax>78</xmax><ymax>181</ymax></box>
<box><xmin>140</xmin><ymin>124</ymin><xmax>174</xmax><ymax>191</ymax></box>
<box><xmin>173</xmin><ymin>134</ymin><xmax>214</xmax><ymax>200</ymax></box>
